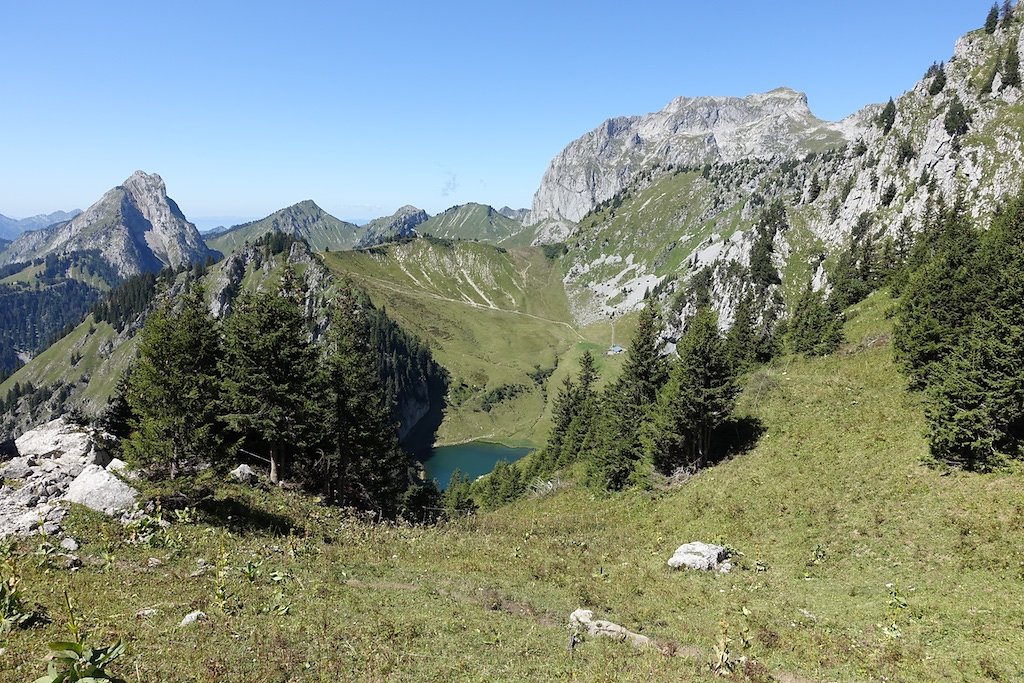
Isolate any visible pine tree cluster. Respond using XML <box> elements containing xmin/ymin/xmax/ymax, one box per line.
<box><xmin>894</xmin><ymin>192</ymin><xmax>1024</xmax><ymax>469</ymax></box>
<box><xmin>118</xmin><ymin>269</ymin><xmax>441</xmax><ymax>518</ymax></box>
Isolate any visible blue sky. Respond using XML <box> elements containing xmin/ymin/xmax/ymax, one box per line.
<box><xmin>0</xmin><ymin>1</ymin><xmax>988</xmax><ymax>226</ymax></box>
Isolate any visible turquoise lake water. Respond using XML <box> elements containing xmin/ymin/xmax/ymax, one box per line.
<box><xmin>419</xmin><ymin>441</ymin><xmax>532</xmax><ymax>489</ymax></box>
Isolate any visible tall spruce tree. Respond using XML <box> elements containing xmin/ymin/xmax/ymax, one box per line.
<box><xmin>986</xmin><ymin>2</ymin><xmax>1000</xmax><ymax>32</ymax></box>
<box><xmin>584</xmin><ymin>302</ymin><xmax>666</xmax><ymax>490</ymax></box>
<box><xmin>320</xmin><ymin>286</ymin><xmax>409</xmax><ymax>515</ymax></box>
<box><xmin>893</xmin><ymin>201</ymin><xmax>982</xmax><ymax>389</ymax></box>
<box><xmin>724</xmin><ymin>292</ymin><xmax>757</xmax><ymax>371</ymax></box>
<box><xmin>646</xmin><ymin>309</ymin><xmax>738</xmax><ymax>473</ymax></box>
<box><xmin>123</xmin><ymin>284</ymin><xmax>224</xmax><ymax>479</ymax></box>
<box><xmin>788</xmin><ymin>283</ymin><xmax>843</xmax><ymax>356</ymax></box>
<box><xmin>556</xmin><ymin>350</ymin><xmax>600</xmax><ymax>468</ymax></box>
<box><xmin>877</xmin><ymin>98</ymin><xmax>897</xmax><ymax>132</ymax></box>
<box><xmin>220</xmin><ymin>284</ymin><xmax>320</xmax><ymax>485</ymax></box>
<box><xmin>618</xmin><ymin>301</ymin><xmax>668</xmax><ymax>407</ymax></box>
<box><xmin>1003</xmin><ymin>43</ymin><xmax>1021</xmax><ymax>89</ymax></box>
<box><xmin>1003</xmin><ymin>0</ymin><xmax>1015</xmax><ymax>26</ymax></box>
<box><xmin>925</xmin><ymin>192</ymin><xmax>1024</xmax><ymax>468</ymax></box>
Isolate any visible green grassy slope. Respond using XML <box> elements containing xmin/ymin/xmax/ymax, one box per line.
<box><xmin>6</xmin><ymin>291</ymin><xmax>1023</xmax><ymax>682</ymax></box>
<box><xmin>208</xmin><ymin>201</ymin><xmax>361</xmax><ymax>255</ymax></box>
<box><xmin>323</xmin><ymin>240</ymin><xmax>621</xmax><ymax>445</ymax></box>
<box><xmin>418</xmin><ymin>203</ymin><xmax>533</xmax><ymax>247</ymax></box>
<box><xmin>0</xmin><ymin>316</ymin><xmax>131</xmax><ymax>411</ymax></box>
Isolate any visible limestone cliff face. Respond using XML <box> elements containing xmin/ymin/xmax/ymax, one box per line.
<box><xmin>0</xmin><ymin>171</ymin><xmax>212</xmax><ymax>278</ymax></box>
<box><xmin>527</xmin><ymin>88</ymin><xmax>860</xmax><ymax>242</ymax></box>
<box><xmin>538</xmin><ymin>20</ymin><xmax>1024</xmax><ymax>329</ymax></box>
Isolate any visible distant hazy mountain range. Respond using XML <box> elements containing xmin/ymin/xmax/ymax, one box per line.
<box><xmin>0</xmin><ymin>210</ymin><xmax>81</xmax><ymax>241</ymax></box>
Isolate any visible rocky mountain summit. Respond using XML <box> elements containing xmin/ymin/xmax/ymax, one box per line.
<box><xmin>0</xmin><ymin>171</ymin><xmax>212</xmax><ymax>277</ymax></box>
<box><xmin>534</xmin><ymin>19</ymin><xmax>1024</xmax><ymax>328</ymax></box>
<box><xmin>206</xmin><ymin>200</ymin><xmax>362</xmax><ymax>254</ymax></box>
<box><xmin>355</xmin><ymin>204</ymin><xmax>430</xmax><ymax>247</ymax></box>
<box><xmin>526</xmin><ymin>88</ymin><xmax>860</xmax><ymax>241</ymax></box>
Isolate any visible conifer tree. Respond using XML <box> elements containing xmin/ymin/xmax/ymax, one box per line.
<box><xmin>925</xmin><ymin>192</ymin><xmax>1024</xmax><ymax>468</ymax></box>
<box><xmin>724</xmin><ymin>292</ymin><xmax>757</xmax><ymax>371</ymax></box>
<box><xmin>788</xmin><ymin>283</ymin><xmax>843</xmax><ymax>356</ymax></box>
<box><xmin>320</xmin><ymin>285</ymin><xmax>409</xmax><ymax>514</ymax></box>
<box><xmin>877</xmin><ymin>98</ymin><xmax>897</xmax><ymax>133</ymax></box>
<box><xmin>893</xmin><ymin>201</ymin><xmax>982</xmax><ymax>389</ymax></box>
<box><xmin>123</xmin><ymin>284</ymin><xmax>224</xmax><ymax>479</ymax></box>
<box><xmin>618</xmin><ymin>301</ymin><xmax>667</xmax><ymax>408</ymax></box>
<box><xmin>1003</xmin><ymin>0</ymin><xmax>1014</xmax><ymax>26</ymax></box>
<box><xmin>443</xmin><ymin>469</ymin><xmax>477</xmax><ymax>517</ymax></box>
<box><xmin>1003</xmin><ymin>44</ymin><xmax>1021</xmax><ymax>89</ymax></box>
<box><xmin>646</xmin><ymin>309</ymin><xmax>738</xmax><ymax>473</ymax></box>
<box><xmin>986</xmin><ymin>2</ymin><xmax>1000</xmax><ymax>33</ymax></box>
<box><xmin>220</xmin><ymin>285</ymin><xmax>319</xmax><ymax>485</ymax></box>
<box><xmin>943</xmin><ymin>95</ymin><xmax>972</xmax><ymax>137</ymax></box>
<box><xmin>928</xmin><ymin>65</ymin><xmax>947</xmax><ymax>96</ymax></box>
<box><xmin>584</xmin><ymin>302</ymin><xmax>667</xmax><ymax>490</ymax></box>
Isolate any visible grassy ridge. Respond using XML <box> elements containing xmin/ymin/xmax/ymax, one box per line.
<box><xmin>323</xmin><ymin>241</ymin><xmax>623</xmax><ymax>445</ymax></box>
<box><xmin>6</xmin><ymin>290</ymin><xmax>1024</xmax><ymax>681</ymax></box>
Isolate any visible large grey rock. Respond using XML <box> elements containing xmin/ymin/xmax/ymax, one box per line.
<box><xmin>667</xmin><ymin>541</ymin><xmax>732</xmax><ymax>573</ymax></box>
<box><xmin>63</xmin><ymin>465</ymin><xmax>138</xmax><ymax>515</ymax></box>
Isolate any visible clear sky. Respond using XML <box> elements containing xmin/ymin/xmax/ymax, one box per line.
<box><xmin>0</xmin><ymin>1</ymin><xmax>990</xmax><ymax>226</ymax></box>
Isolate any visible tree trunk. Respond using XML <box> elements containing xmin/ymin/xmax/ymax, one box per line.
<box><xmin>269</xmin><ymin>444</ymin><xmax>280</xmax><ymax>485</ymax></box>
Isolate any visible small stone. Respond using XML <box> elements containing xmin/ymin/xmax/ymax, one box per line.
<box><xmin>61</xmin><ymin>554</ymin><xmax>82</xmax><ymax>569</ymax></box>
<box><xmin>229</xmin><ymin>464</ymin><xmax>258</xmax><ymax>485</ymax></box>
<box><xmin>60</xmin><ymin>537</ymin><xmax>79</xmax><ymax>552</ymax></box>
<box><xmin>180</xmin><ymin>610</ymin><xmax>207</xmax><ymax>627</ymax></box>
<box><xmin>147</xmin><ymin>557</ymin><xmax>163</xmax><ymax>568</ymax></box>
<box><xmin>136</xmin><ymin>608</ymin><xmax>158</xmax><ymax>618</ymax></box>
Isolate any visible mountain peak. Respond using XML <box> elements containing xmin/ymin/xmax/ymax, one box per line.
<box><xmin>527</xmin><ymin>87</ymin><xmax>855</xmax><ymax>232</ymax></box>
<box><xmin>0</xmin><ymin>172</ymin><xmax>211</xmax><ymax>276</ymax></box>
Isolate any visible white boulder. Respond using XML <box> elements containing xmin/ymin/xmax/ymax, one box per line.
<box><xmin>667</xmin><ymin>541</ymin><xmax>732</xmax><ymax>572</ymax></box>
<box><xmin>63</xmin><ymin>465</ymin><xmax>138</xmax><ymax>515</ymax></box>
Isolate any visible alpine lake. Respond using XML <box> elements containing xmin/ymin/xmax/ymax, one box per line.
<box><xmin>418</xmin><ymin>442</ymin><xmax>533</xmax><ymax>489</ymax></box>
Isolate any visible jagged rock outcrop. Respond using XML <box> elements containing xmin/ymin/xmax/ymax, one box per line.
<box><xmin>498</xmin><ymin>206</ymin><xmax>530</xmax><ymax>221</ymax></box>
<box><xmin>0</xmin><ymin>417</ymin><xmax>139</xmax><ymax>538</ymax></box>
<box><xmin>0</xmin><ymin>171</ymin><xmax>212</xmax><ymax>277</ymax></box>
<box><xmin>527</xmin><ymin>88</ymin><xmax>861</xmax><ymax>241</ymax></box>
<box><xmin>355</xmin><ymin>205</ymin><xmax>430</xmax><ymax>247</ymax></box>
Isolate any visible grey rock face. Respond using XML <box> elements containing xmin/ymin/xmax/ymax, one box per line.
<box><xmin>526</xmin><ymin>88</ymin><xmax>857</xmax><ymax>239</ymax></box>
<box><xmin>667</xmin><ymin>541</ymin><xmax>732</xmax><ymax>572</ymax></box>
<box><xmin>0</xmin><ymin>171</ymin><xmax>213</xmax><ymax>277</ymax></box>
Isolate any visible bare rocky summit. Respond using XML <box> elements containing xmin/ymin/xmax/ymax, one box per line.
<box><xmin>0</xmin><ymin>171</ymin><xmax>213</xmax><ymax>277</ymax></box>
<box><xmin>526</xmin><ymin>88</ymin><xmax>862</xmax><ymax>242</ymax></box>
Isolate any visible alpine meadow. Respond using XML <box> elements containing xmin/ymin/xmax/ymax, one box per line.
<box><xmin>5</xmin><ymin>3</ymin><xmax>1024</xmax><ymax>682</ymax></box>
